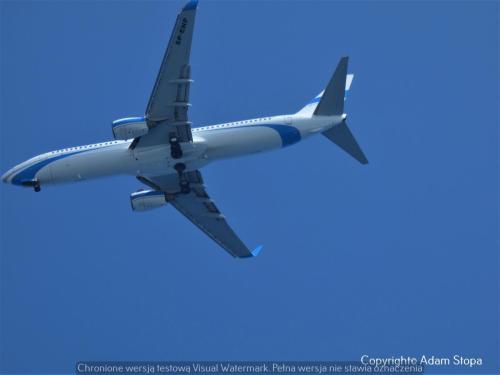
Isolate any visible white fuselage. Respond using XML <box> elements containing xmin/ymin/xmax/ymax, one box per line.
<box><xmin>1</xmin><ymin>113</ymin><xmax>343</xmax><ymax>188</ymax></box>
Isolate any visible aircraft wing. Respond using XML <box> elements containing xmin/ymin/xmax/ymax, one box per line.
<box><xmin>136</xmin><ymin>0</ymin><xmax>198</xmax><ymax>148</ymax></box>
<box><xmin>141</xmin><ymin>171</ymin><xmax>262</xmax><ymax>258</ymax></box>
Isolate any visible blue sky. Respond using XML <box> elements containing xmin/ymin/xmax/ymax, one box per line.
<box><xmin>1</xmin><ymin>1</ymin><xmax>498</xmax><ymax>373</ymax></box>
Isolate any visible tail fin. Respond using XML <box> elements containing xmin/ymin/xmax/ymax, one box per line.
<box><xmin>296</xmin><ymin>58</ymin><xmax>353</xmax><ymax>117</ymax></box>
<box><xmin>315</xmin><ymin>56</ymin><xmax>349</xmax><ymax>116</ymax></box>
<box><xmin>297</xmin><ymin>57</ymin><xmax>367</xmax><ymax>164</ymax></box>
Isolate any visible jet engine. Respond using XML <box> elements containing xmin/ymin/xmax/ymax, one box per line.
<box><xmin>112</xmin><ymin>116</ymin><xmax>149</xmax><ymax>140</ymax></box>
<box><xmin>130</xmin><ymin>189</ymin><xmax>167</xmax><ymax>211</ymax></box>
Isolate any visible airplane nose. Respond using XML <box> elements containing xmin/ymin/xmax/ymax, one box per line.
<box><xmin>1</xmin><ymin>171</ymin><xmax>11</xmax><ymax>183</ymax></box>
<box><xmin>1</xmin><ymin>166</ymin><xmax>19</xmax><ymax>184</ymax></box>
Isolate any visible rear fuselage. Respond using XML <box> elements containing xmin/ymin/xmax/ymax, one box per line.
<box><xmin>1</xmin><ymin>114</ymin><xmax>342</xmax><ymax>188</ymax></box>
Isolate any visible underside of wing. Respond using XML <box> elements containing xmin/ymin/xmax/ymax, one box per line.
<box><xmin>139</xmin><ymin>171</ymin><xmax>262</xmax><ymax>258</ymax></box>
<box><xmin>136</xmin><ymin>1</ymin><xmax>198</xmax><ymax>149</ymax></box>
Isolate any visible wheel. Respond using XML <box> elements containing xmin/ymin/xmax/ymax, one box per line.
<box><xmin>34</xmin><ymin>185</ymin><xmax>41</xmax><ymax>192</ymax></box>
<box><xmin>174</xmin><ymin>163</ymin><xmax>186</xmax><ymax>174</ymax></box>
<box><xmin>170</xmin><ymin>140</ymin><xmax>183</xmax><ymax>159</ymax></box>
<box><xmin>171</xmin><ymin>149</ymin><xmax>183</xmax><ymax>159</ymax></box>
<box><xmin>180</xmin><ymin>180</ymin><xmax>190</xmax><ymax>194</ymax></box>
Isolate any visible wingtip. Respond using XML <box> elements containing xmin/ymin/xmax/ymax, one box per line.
<box><xmin>251</xmin><ymin>245</ymin><xmax>264</xmax><ymax>257</ymax></box>
<box><xmin>183</xmin><ymin>0</ymin><xmax>198</xmax><ymax>11</ymax></box>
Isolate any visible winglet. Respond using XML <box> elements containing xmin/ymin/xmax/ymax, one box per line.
<box><xmin>251</xmin><ymin>245</ymin><xmax>264</xmax><ymax>257</ymax></box>
<box><xmin>183</xmin><ymin>0</ymin><xmax>198</xmax><ymax>11</ymax></box>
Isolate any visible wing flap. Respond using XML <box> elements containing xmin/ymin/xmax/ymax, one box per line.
<box><xmin>137</xmin><ymin>1</ymin><xmax>198</xmax><ymax>148</ymax></box>
<box><xmin>142</xmin><ymin>170</ymin><xmax>258</xmax><ymax>258</ymax></box>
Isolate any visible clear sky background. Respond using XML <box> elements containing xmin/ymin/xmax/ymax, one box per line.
<box><xmin>1</xmin><ymin>1</ymin><xmax>498</xmax><ymax>373</ymax></box>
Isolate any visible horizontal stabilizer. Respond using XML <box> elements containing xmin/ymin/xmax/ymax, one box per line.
<box><xmin>323</xmin><ymin>121</ymin><xmax>368</xmax><ymax>164</ymax></box>
<box><xmin>140</xmin><ymin>170</ymin><xmax>259</xmax><ymax>258</ymax></box>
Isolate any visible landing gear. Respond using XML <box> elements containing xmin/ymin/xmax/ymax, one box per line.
<box><xmin>22</xmin><ymin>179</ymin><xmax>41</xmax><ymax>192</ymax></box>
<box><xmin>180</xmin><ymin>181</ymin><xmax>191</xmax><ymax>195</ymax></box>
<box><xmin>174</xmin><ymin>163</ymin><xmax>191</xmax><ymax>194</ymax></box>
<box><xmin>174</xmin><ymin>162</ymin><xmax>186</xmax><ymax>174</ymax></box>
<box><xmin>169</xmin><ymin>136</ymin><xmax>183</xmax><ymax>159</ymax></box>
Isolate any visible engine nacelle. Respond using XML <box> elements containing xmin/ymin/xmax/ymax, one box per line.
<box><xmin>130</xmin><ymin>189</ymin><xmax>167</xmax><ymax>212</ymax></box>
<box><xmin>112</xmin><ymin>116</ymin><xmax>149</xmax><ymax>140</ymax></box>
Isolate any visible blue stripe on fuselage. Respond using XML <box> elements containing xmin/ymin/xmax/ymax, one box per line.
<box><xmin>11</xmin><ymin>150</ymin><xmax>87</xmax><ymax>185</ymax></box>
<box><xmin>10</xmin><ymin>144</ymin><xmax>118</xmax><ymax>186</ymax></box>
<box><xmin>10</xmin><ymin>123</ymin><xmax>299</xmax><ymax>185</ymax></box>
<box><xmin>195</xmin><ymin>123</ymin><xmax>301</xmax><ymax>148</ymax></box>
<box><xmin>260</xmin><ymin>124</ymin><xmax>301</xmax><ymax>147</ymax></box>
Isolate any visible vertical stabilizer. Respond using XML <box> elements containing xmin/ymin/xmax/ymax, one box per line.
<box><xmin>314</xmin><ymin>57</ymin><xmax>349</xmax><ymax>116</ymax></box>
<box><xmin>296</xmin><ymin>60</ymin><xmax>353</xmax><ymax>117</ymax></box>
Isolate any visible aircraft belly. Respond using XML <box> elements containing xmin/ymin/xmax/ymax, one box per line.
<box><xmin>133</xmin><ymin>141</ymin><xmax>208</xmax><ymax>176</ymax></box>
<box><xmin>36</xmin><ymin>167</ymin><xmax>53</xmax><ymax>184</ymax></box>
<box><xmin>200</xmin><ymin>127</ymin><xmax>282</xmax><ymax>160</ymax></box>
<box><xmin>133</xmin><ymin>145</ymin><xmax>170</xmax><ymax>176</ymax></box>
<box><xmin>48</xmin><ymin>147</ymin><xmax>135</xmax><ymax>183</ymax></box>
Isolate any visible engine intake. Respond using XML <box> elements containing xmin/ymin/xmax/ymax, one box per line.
<box><xmin>112</xmin><ymin>116</ymin><xmax>148</xmax><ymax>140</ymax></box>
<box><xmin>130</xmin><ymin>189</ymin><xmax>167</xmax><ymax>211</ymax></box>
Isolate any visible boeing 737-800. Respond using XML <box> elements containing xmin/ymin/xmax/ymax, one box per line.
<box><xmin>1</xmin><ymin>0</ymin><xmax>368</xmax><ymax>258</ymax></box>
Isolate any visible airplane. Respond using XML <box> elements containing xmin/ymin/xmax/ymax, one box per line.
<box><xmin>1</xmin><ymin>0</ymin><xmax>368</xmax><ymax>258</ymax></box>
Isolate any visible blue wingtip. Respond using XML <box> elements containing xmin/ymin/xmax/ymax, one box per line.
<box><xmin>251</xmin><ymin>245</ymin><xmax>264</xmax><ymax>257</ymax></box>
<box><xmin>183</xmin><ymin>0</ymin><xmax>198</xmax><ymax>11</ymax></box>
